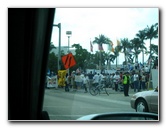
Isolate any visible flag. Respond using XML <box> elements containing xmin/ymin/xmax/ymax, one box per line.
<box><xmin>98</xmin><ymin>43</ymin><xmax>104</xmax><ymax>51</ymax></box>
<box><xmin>117</xmin><ymin>39</ymin><xmax>120</xmax><ymax>46</ymax></box>
<box><xmin>112</xmin><ymin>48</ymin><xmax>114</xmax><ymax>52</ymax></box>
<box><xmin>90</xmin><ymin>41</ymin><xmax>93</xmax><ymax>52</ymax></box>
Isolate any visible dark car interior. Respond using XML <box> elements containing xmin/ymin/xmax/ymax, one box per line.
<box><xmin>8</xmin><ymin>8</ymin><xmax>55</xmax><ymax>120</ymax></box>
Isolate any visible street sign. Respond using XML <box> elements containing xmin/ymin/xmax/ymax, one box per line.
<box><xmin>61</xmin><ymin>53</ymin><xmax>76</xmax><ymax>69</ymax></box>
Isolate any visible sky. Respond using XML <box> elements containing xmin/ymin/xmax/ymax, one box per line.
<box><xmin>51</xmin><ymin>8</ymin><xmax>159</xmax><ymax>64</ymax></box>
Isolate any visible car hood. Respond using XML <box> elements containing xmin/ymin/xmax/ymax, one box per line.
<box><xmin>133</xmin><ymin>90</ymin><xmax>155</xmax><ymax>97</ymax></box>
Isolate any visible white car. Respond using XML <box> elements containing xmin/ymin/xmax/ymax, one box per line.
<box><xmin>130</xmin><ymin>87</ymin><xmax>158</xmax><ymax>114</ymax></box>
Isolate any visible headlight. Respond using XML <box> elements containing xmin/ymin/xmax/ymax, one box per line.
<box><xmin>132</xmin><ymin>95</ymin><xmax>137</xmax><ymax>99</ymax></box>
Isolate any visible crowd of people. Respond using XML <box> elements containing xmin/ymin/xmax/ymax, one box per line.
<box><xmin>63</xmin><ymin>63</ymin><xmax>151</xmax><ymax>96</ymax></box>
<box><xmin>46</xmin><ymin>61</ymin><xmax>152</xmax><ymax>97</ymax></box>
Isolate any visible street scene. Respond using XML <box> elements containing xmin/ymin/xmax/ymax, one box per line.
<box><xmin>44</xmin><ymin>8</ymin><xmax>159</xmax><ymax>121</ymax></box>
<box><xmin>43</xmin><ymin>87</ymin><xmax>135</xmax><ymax>120</ymax></box>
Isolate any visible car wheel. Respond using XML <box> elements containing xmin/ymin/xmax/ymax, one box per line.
<box><xmin>136</xmin><ymin>99</ymin><xmax>148</xmax><ymax>112</ymax></box>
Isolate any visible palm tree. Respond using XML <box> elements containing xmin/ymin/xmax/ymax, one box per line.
<box><xmin>130</xmin><ymin>38</ymin><xmax>142</xmax><ymax>63</ymax></box>
<box><xmin>112</xmin><ymin>46</ymin><xmax>119</xmax><ymax>68</ymax></box>
<box><xmin>151</xmin><ymin>44</ymin><xmax>158</xmax><ymax>56</ymax></box>
<box><xmin>119</xmin><ymin>38</ymin><xmax>131</xmax><ymax>64</ymax></box>
<box><xmin>92</xmin><ymin>34</ymin><xmax>111</xmax><ymax>70</ymax></box>
<box><xmin>136</xmin><ymin>30</ymin><xmax>147</xmax><ymax>64</ymax></box>
<box><xmin>144</xmin><ymin>23</ymin><xmax>158</xmax><ymax>89</ymax></box>
<box><xmin>145</xmin><ymin>23</ymin><xmax>158</xmax><ymax>60</ymax></box>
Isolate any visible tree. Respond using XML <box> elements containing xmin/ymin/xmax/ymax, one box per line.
<box><xmin>119</xmin><ymin>38</ymin><xmax>131</xmax><ymax>64</ymax></box>
<box><xmin>130</xmin><ymin>38</ymin><xmax>142</xmax><ymax>63</ymax></box>
<box><xmin>151</xmin><ymin>44</ymin><xmax>158</xmax><ymax>55</ymax></box>
<box><xmin>145</xmin><ymin>23</ymin><xmax>158</xmax><ymax>59</ymax></box>
<box><xmin>113</xmin><ymin>46</ymin><xmax>120</xmax><ymax>67</ymax></box>
<box><xmin>92</xmin><ymin>34</ymin><xmax>111</xmax><ymax>70</ymax></box>
<box><xmin>85</xmin><ymin>53</ymin><xmax>96</xmax><ymax>69</ymax></box>
<box><xmin>136</xmin><ymin>30</ymin><xmax>147</xmax><ymax>64</ymax></box>
<box><xmin>47</xmin><ymin>52</ymin><xmax>58</xmax><ymax>73</ymax></box>
<box><xmin>144</xmin><ymin>23</ymin><xmax>158</xmax><ymax>89</ymax></box>
<box><xmin>47</xmin><ymin>42</ymin><xmax>57</xmax><ymax>73</ymax></box>
<box><xmin>109</xmin><ymin>53</ymin><xmax>117</xmax><ymax>68</ymax></box>
<box><xmin>71</xmin><ymin>44</ymin><xmax>89</xmax><ymax>72</ymax></box>
<box><xmin>49</xmin><ymin>42</ymin><xmax>56</xmax><ymax>52</ymax></box>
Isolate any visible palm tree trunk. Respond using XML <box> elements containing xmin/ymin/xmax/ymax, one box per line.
<box><xmin>148</xmin><ymin>39</ymin><xmax>152</xmax><ymax>89</ymax></box>
<box><xmin>116</xmin><ymin>57</ymin><xmax>118</xmax><ymax>68</ymax></box>
<box><xmin>142</xmin><ymin>49</ymin><xmax>144</xmax><ymax>65</ymax></box>
<box><xmin>100</xmin><ymin>51</ymin><xmax>102</xmax><ymax>70</ymax></box>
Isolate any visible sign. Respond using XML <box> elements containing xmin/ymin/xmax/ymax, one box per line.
<box><xmin>61</xmin><ymin>53</ymin><xmax>76</xmax><ymax>69</ymax></box>
<box><xmin>58</xmin><ymin>70</ymin><xmax>67</xmax><ymax>87</ymax></box>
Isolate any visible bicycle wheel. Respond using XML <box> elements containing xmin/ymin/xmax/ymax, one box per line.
<box><xmin>89</xmin><ymin>86</ymin><xmax>99</xmax><ymax>96</ymax></box>
<box><xmin>104</xmin><ymin>86</ymin><xmax>109</xmax><ymax>96</ymax></box>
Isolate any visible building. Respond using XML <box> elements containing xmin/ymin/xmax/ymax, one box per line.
<box><xmin>50</xmin><ymin>46</ymin><xmax>76</xmax><ymax>55</ymax></box>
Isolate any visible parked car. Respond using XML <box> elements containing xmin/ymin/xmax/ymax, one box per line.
<box><xmin>130</xmin><ymin>87</ymin><xmax>158</xmax><ymax>114</ymax></box>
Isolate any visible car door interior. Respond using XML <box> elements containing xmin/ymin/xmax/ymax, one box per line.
<box><xmin>8</xmin><ymin>8</ymin><xmax>55</xmax><ymax>120</ymax></box>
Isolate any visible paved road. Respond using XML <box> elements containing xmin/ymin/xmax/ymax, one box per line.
<box><xmin>43</xmin><ymin>87</ymin><xmax>136</xmax><ymax>120</ymax></box>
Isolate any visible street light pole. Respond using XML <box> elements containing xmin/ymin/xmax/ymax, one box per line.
<box><xmin>53</xmin><ymin>23</ymin><xmax>61</xmax><ymax>71</ymax></box>
<box><xmin>66</xmin><ymin>31</ymin><xmax>72</xmax><ymax>74</ymax></box>
<box><xmin>68</xmin><ymin>36</ymin><xmax>70</xmax><ymax>53</ymax></box>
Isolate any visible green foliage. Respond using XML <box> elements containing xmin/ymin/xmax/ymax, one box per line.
<box><xmin>71</xmin><ymin>44</ymin><xmax>90</xmax><ymax>71</ymax></box>
<box><xmin>47</xmin><ymin>52</ymin><xmax>58</xmax><ymax>73</ymax></box>
<box><xmin>47</xmin><ymin>23</ymin><xmax>158</xmax><ymax>72</ymax></box>
<box><xmin>49</xmin><ymin>42</ymin><xmax>56</xmax><ymax>52</ymax></box>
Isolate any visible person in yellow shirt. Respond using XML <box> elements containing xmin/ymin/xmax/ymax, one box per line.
<box><xmin>123</xmin><ymin>72</ymin><xmax>130</xmax><ymax>96</ymax></box>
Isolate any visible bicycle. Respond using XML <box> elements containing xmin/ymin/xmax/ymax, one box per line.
<box><xmin>89</xmin><ymin>81</ymin><xmax>109</xmax><ymax>96</ymax></box>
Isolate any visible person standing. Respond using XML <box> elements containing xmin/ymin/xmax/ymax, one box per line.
<box><xmin>93</xmin><ymin>72</ymin><xmax>100</xmax><ymax>86</ymax></box>
<box><xmin>83</xmin><ymin>74</ymin><xmax>89</xmax><ymax>93</ymax></box>
<box><xmin>74</xmin><ymin>72</ymin><xmax>83</xmax><ymax>90</ymax></box>
<box><xmin>113</xmin><ymin>72</ymin><xmax>120</xmax><ymax>91</ymax></box>
<box><xmin>70</xmin><ymin>71</ymin><xmax>76</xmax><ymax>90</ymax></box>
<box><xmin>123</xmin><ymin>72</ymin><xmax>130</xmax><ymax>96</ymax></box>
<box><xmin>141</xmin><ymin>73</ymin><xmax>146</xmax><ymax>90</ymax></box>
<box><xmin>65</xmin><ymin>73</ymin><xmax>70</xmax><ymax>92</ymax></box>
<box><xmin>88</xmin><ymin>71</ymin><xmax>94</xmax><ymax>87</ymax></box>
<box><xmin>134</xmin><ymin>72</ymin><xmax>139</xmax><ymax>92</ymax></box>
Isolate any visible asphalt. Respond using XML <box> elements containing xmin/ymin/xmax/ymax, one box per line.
<box><xmin>45</xmin><ymin>86</ymin><xmax>138</xmax><ymax>102</ymax></box>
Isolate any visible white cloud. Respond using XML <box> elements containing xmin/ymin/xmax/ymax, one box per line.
<box><xmin>51</xmin><ymin>8</ymin><xmax>159</xmax><ymax>64</ymax></box>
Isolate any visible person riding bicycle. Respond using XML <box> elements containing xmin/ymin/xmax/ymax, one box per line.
<box><xmin>93</xmin><ymin>72</ymin><xmax>100</xmax><ymax>86</ymax></box>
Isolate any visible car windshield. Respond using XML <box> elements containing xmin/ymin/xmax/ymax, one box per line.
<box><xmin>42</xmin><ymin>8</ymin><xmax>159</xmax><ymax>121</ymax></box>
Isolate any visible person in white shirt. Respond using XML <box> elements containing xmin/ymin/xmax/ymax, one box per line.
<box><xmin>93</xmin><ymin>72</ymin><xmax>100</xmax><ymax>86</ymax></box>
<box><xmin>133</xmin><ymin>72</ymin><xmax>139</xmax><ymax>92</ymax></box>
<box><xmin>113</xmin><ymin>72</ymin><xmax>120</xmax><ymax>91</ymax></box>
<box><xmin>144</xmin><ymin>65</ymin><xmax>149</xmax><ymax>73</ymax></box>
<box><xmin>74</xmin><ymin>72</ymin><xmax>83</xmax><ymax>90</ymax></box>
<box><xmin>82</xmin><ymin>74</ymin><xmax>89</xmax><ymax>93</ymax></box>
